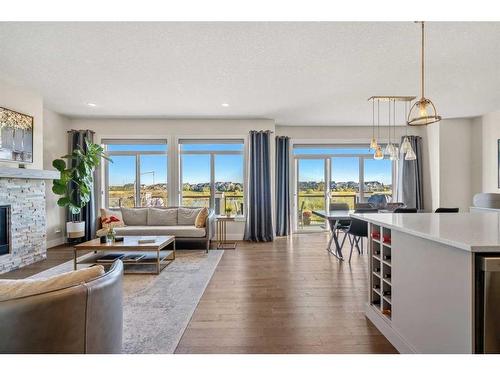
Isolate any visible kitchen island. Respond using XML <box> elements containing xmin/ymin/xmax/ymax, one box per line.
<box><xmin>352</xmin><ymin>212</ymin><xmax>500</xmax><ymax>354</ymax></box>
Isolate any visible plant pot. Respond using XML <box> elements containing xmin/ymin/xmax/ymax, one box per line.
<box><xmin>66</xmin><ymin>221</ymin><xmax>85</xmax><ymax>239</ymax></box>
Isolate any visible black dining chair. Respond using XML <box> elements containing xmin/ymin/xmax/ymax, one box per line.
<box><xmin>393</xmin><ymin>207</ymin><xmax>418</xmax><ymax>213</ymax></box>
<box><xmin>345</xmin><ymin>208</ymin><xmax>378</xmax><ymax>262</ymax></box>
<box><xmin>435</xmin><ymin>207</ymin><xmax>459</xmax><ymax>213</ymax></box>
<box><xmin>327</xmin><ymin>202</ymin><xmax>351</xmax><ymax>237</ymax></box>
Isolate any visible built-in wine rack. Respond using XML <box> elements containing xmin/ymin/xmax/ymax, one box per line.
<box><xmin>369</xmin><ymin>223</ymin><xmax>392</xmax><ymax>320</ymax></box>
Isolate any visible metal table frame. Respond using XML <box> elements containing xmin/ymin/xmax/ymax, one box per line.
<box><xmin>313</xmin><ymin>210</ymin><xmax>354</xmax><ymax>260</ymax></box>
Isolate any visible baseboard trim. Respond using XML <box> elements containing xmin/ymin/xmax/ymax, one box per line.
<box><xmin>47</xmin><ymin>237</ymin><xmax>65</xmax><ymax>249</ymax></box>
<box><xmin>364</xmin><ymin>303</ymin><xmax>417</xmax><ymax>354</ymax></box>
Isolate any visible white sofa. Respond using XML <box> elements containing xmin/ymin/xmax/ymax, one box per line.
<box><xmin>101</xmin><ymin>207</ymin><xmax>215</xmax><ymax>252</ymax></box>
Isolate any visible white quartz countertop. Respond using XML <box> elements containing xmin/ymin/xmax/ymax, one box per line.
<box><xmin>351</xmin><ymin>212</ymin><xmax>500</xmax><ymax>252</ymax></box>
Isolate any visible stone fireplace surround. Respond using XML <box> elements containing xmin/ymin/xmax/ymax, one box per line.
<box><xmin>0</xmin><ymin>167</ymin><xmax>59</xmax><ymax>274</ymax></box>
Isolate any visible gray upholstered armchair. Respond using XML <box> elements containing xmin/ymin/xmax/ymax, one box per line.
<box><xmin>0</xmin><ymin>260</ymin><xmax>123</xmax><ymax>354</ymax></box>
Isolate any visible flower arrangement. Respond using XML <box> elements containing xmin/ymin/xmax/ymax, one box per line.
<box><xmin>225</xmin><ymin>207</ymin><xmax>233</xmax><ymax>217</ymax></box>
<box><xmin>102</xmin><ymin>215</ymin><xmax>121</xmax><ymax>242</ymax></box>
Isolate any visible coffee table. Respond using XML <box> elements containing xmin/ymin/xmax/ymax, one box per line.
<box><xmin>74</xmin><ymin>236</ymin><xmax>176</xmax><ymax>275</ymax></box>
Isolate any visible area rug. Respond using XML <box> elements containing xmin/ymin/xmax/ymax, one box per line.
<box><xmin>30</xmin><ymin>249</ymin><xmax>224</xmax><ymax>354</ymax></box>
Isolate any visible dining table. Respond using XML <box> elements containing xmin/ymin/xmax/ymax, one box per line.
<box><xmin>312</xmin><ymin>209</ymin><xmax>355</xmax><ymax>260</ymax></box>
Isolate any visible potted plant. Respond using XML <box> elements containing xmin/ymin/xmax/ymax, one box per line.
<box><xmin>225</xmin><ymin>207</ymin><xmax>233</xmax><ymax>217</ymax></box>
<box><xmin>302</xmin><ymin>210</ymin><xmax>312</xmax><ymax>226</ymax></box>
<box><xmin>52</xmin><ymin>139</ymin><xmax>110</xmax><ymax>239</ymax></box>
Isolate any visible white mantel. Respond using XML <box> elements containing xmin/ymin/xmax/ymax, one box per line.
<box><xmin>0</xmin><ymin>167</ymin><xmax>59</xmax><ymax>180</ymax></box>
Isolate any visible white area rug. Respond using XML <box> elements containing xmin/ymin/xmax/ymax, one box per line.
<box><xmin>31</xmin><ymin>249</ymin><xmax>224</xmax><ymax>353</ymax></box>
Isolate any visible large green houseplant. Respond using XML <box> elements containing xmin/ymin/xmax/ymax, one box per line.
<box><xmin>52</xmin><ymin>139</ymin><xmax>110</xmax><ymax>238</ymax></box>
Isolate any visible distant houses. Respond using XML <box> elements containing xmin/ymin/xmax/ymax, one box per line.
<box><xmin>298</xmin><ymin>180</ymin><xmax>391</xmax><ymax>192</ymax></box>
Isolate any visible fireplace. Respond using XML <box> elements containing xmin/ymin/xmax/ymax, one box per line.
<box><xmin>0</xmin><ymin>205</ymin><xmax>11</xmax><ymax>256</ymax></box>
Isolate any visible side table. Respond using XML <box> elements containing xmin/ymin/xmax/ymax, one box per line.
<box><xmin>216</xmin><ymin>216</ymin><xmax>237</xmax><ymax>249</ymax></box>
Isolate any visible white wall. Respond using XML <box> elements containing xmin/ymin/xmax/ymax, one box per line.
<box><xmin>67</xmin><ymin>118</ymin><xmax>276</xmax><ymax>240</ymax></box>
<box><xmin>0</xmin><ymin>79</ymin><xmax>44</xmax><ymax>169</ymax></box>
<box><xmin>480</xmin><ymin>110</ymin><xmax>500</xmax><ymax>193</ymax></box>
<box><xmin>43</xmin><ymin>108</ymin><xmax>70</xmax><ymax>247</ymax></box>
<box><xmin>423</xmin><ymin>122</ymin><xmax>440</xmax><ymax>211</ymax></box>
<box><xmin>439</xmin><ymin>118</ymin><xmax>473</xmax><ymax>212</ymax></box>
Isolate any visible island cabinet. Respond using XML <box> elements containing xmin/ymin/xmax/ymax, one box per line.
<box><xmin>354</xmin><ymin>212</ymin><xmax>500</xmax><ymax>354</ymax></box>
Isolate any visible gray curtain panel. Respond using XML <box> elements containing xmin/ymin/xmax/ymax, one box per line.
<box><xmin>244</xmin><ymin>130</ymin><xmax>274</xmax><ymax>242</ymax></box>
<box><xmin>68</xmin><ymin>129</ymin><xmax>97</xmax><ymax>241</ymax></box>
<box><xmin>400</xmin><ymin>135</ymin><xmax>424</xmax><ymax>209</ymax></box>
<box><xmin>275</xmin><ymin>136</ymin><xmax>290</xmax><ymax>236</ymax></box>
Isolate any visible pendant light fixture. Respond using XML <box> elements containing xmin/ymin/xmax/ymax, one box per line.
<box><xmin>384</xmin><ymin>99</ymin><xmax>395</xmax><ymax>155</ymax></box>
<box><xmin>368</xmin><ymin>96</ymin><xmax>415</xmax><ymax>161</ymax></box>
<box><xmin>374</xmin><ymin>99</ymin><xmax>384</xmax><ymax>160</ymax></box>
<box><xmin>389</xmin><ymin>99</ymin><xmax>400</xmax><ymax>160</ymax></box>
<box><xmin>369</xmin><ymin>98</ymin><xmax>378</xmax><ymax>150</ymax></box>
<box><xmin>405</xmin><ymin>146</ymin><xmax>417</xmax><ymax>160</ymax></box>
<box><xmin>401</xmin><ymin>101</ymin><xmax>413</xmax><ymax>153</ymax></box>
<box><xmin>407</xmin><ymin>21</ymin><xmax>442</xmax><ymax>126</ymax></box>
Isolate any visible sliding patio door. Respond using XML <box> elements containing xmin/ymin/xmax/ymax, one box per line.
<box><xmin>295</xmin><ymin>157</ymin><xmax>330</xmax><ymax>232</ymax></box>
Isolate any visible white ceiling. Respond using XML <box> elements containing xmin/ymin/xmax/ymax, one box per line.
<box><xmin>0</xmin><ymin>22</ymin><xmax>499</xmax><ymax>125</ymax></box>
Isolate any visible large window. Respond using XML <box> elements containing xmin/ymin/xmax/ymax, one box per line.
<box><xmin>104</xmin><ymin>140</ymin><xmax>168</xmax><ymax>208</ymax></box>
<box><xmin>180</xmin><ymin>140</ymin><xmax>244</xmax><ymax>215</ymax></box>
<box><xmin>294</xmin><ymin>145</ymin><xmax>394</xmax><ymax>221</ymax></box>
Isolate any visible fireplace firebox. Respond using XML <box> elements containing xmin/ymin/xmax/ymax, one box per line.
<box><xmin>0</xmin><ymin>205</ymin><xmax>11</xmax><ymax>256</ymax></box>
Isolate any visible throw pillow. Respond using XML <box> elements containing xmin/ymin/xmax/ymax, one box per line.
<box><xmin>195</xmin><ymin>207</ymin><xmax>209</xmax><ymax>228</ymax></box>
<box><xmin>100</xmin><ymin>208</ymin><xmax>125</xmax><ymax>229</ymax></box>
<box><xmin>177</xmin><ymin>207</ymin><xmax>202</xmax><ymax>225</ymax></box>
<box><xmin>0</xmin><ymin>265</ymin><xmax>105</xmax><ymax>302</ymax></box>
<box><xmin>147</xmin><ymin>208</ymin><xmax>178</xmax><ymax>226</ymax></box>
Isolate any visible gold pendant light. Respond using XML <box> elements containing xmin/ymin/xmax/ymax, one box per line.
<box><xmin>408</xmin><ymin>21</ymin><xmax>442</xmax><ymax>126</ymax></box>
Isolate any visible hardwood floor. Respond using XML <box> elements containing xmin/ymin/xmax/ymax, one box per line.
<box><xmin>175</xmin><ymin>232</ymin><xmax>397</xmax><ymax>354</ymax></box>
<box><xmin>0</xmin><ymin>233</ymin><xmax>396</xmax><ymax>354</ymax></box>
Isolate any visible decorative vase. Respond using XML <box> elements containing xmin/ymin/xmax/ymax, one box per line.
<box><xmin>106</xmin><ymin>228</ymin><xmax>116</xmax><ymax>243</ymax></box>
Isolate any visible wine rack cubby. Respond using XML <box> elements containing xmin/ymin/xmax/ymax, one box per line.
<box><xmin>369</xmin><ymin>223</ymin><xmax>392</xmax><ymax>320</ymax></box>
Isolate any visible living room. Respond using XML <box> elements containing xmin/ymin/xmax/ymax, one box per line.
<box><xmin>2</xmin><ymin>1</ymin><xmax>500</xmax><ymax>372</ymax></box>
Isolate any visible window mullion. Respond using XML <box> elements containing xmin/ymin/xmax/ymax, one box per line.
<box><xmin>210</xmin><ymin>153</ymin><xmax>215</xmax><ymax>211</ymax></box>
<box><xmin>359</xmin><ymin>157</ymin><xmax>365</xmax><ymax>203</ymax></box>
<box><xmin>136</xmin><ymin>154</ymin><xmax>141</xmax><ymax>207</ymax></box>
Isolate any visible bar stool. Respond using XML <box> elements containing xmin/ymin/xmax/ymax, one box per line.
<box><xmin>393</xmin><ymin>207</ymin><xmax>417</xmax><ymax>213</ymax></box>
<box><xmin>435</xmin><ymin>207</ymin><xmax>459</xmax><ymax>213</ymax></box>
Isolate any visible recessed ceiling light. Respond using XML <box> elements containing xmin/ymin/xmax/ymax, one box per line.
<box><xmin>221</xmin><ymin>103</ymin><xmax>229</xmax><ymax>107</ymax></box>
<box><xmin>87</xmin><ymin>102</ymin><xmax>97</xmax><ymax>107</ymax></box>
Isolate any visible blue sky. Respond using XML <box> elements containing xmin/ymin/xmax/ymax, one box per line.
<box><xmin>107</xmin><ymin>143</ymin><xmax>244</xmax><ymax>185</ymax></box>
<box><xmin>298</xmin><ymin>158</ymin><xmax>392</xmax><ymax>184</ymax></box>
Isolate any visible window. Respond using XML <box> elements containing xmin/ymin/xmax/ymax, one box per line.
<box><xmin>294</xmin><ymin>145</ymin><xmax>394</xmax><ymax>209</ymax></box>
<box><xmin>180</xmin><ymin>140</ymin><xmax>244</xmax><ymax>215</ymax></box>
<box><xmin>103</xmin><ymin>140</ymin><xmax>168</xmax><ymax>208</ymax></box>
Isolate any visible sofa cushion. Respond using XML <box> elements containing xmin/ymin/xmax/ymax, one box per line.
<box><xmin>178</xmin><ymin>207</ymin><xmax>202</xmax><ymax>225</ymax></box>
<box><xmin>195</xmin><ymin>207</ymin><xmax>208</xmax><ymax>228</ymax></box>
<box><xmin>114</xmin><ymin>225</ymin><xmax>206</xmax><ymax>238</ymax></box>
<box><xmin>121</xmin><ymin>207</ymin><xmax>148</xmax><ymax>226</ymax></box>
<box><xmin>147</xmin><ymin>208</ymin><xmax>178</xmax><ymax>226</ymax></box>
<box><xmin>0</xmin><ymin>265</ymin><xmax>105</xmax><ymax>302</ymax></box>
